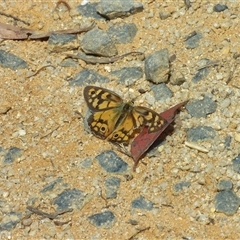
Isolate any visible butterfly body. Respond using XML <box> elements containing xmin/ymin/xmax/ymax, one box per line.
<box><xmin>84</xmin><ymin>86</ymin><xmax>166</xmax><ymax>145</ymax></box>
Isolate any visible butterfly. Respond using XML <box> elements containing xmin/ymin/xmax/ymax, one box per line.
<box><xmin>83</xmin><ymin>85</ymin><xmax>167</xmax><ymax>145</ymax></box>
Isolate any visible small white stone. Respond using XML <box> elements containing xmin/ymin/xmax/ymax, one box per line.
<box><xmin>18</xmin><ymin>129</ymin><xmax>26</xmax><ymax>136</ymax></box>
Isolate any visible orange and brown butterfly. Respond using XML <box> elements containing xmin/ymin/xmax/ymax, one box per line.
<box><xmin>83</xmin><ymin>85</ymin><xmax>167</xmax><ymax>145</ymax></box>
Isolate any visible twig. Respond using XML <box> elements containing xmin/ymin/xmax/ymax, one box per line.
<box><xmin>0</xmin><ymin>11</ymin><xmax>30</xmax><ymax>25</ymax></box>
<box><xmin>128</xmin><ymin>227</ymin><xmax>150</xmax><ymax>240</ymax></box>
<box><xmin>27</xmin><ymin>65</ymin><xmax>55</xmax><ymax>78</ymax></box>
<box><xmin>40</xmin><ymin>125</ymin><xmax>60</xmax><ymax>139</ymax></box>
<box><xmin>26</xmin><ymin>206</ymin><xmax>73</xmax><ymax>220</ymax></box>
<box><xmin>67</xmin><ymin>51</ymin><xmax>144</xmax><ymax>64</ymax></box>
<box><xmin>55</xmin><ymin>0</ymin><xmax>71</xmax><ymax>11</ymax></box>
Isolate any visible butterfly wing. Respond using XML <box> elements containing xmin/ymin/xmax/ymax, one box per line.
<box><xmin>133</xmin><ymin>106</ymin><xmax>167</xmax><ymax>133</ymax></box>
<box><xmin>83</xmin><ymin>85</ymin><xmax>123</xmax><ymax>111</ymax></box>
<box><xmin>83</xmin><ymin>86</ymin><xmax>124</xmax><ymax>139</ymax></box>
<box><xmin>108</xmin><ymin>105</ymin><xmax>167</xmax><ymax>144</ymax></box>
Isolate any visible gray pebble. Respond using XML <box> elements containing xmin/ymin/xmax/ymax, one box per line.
<box><xmin>185</xmin><ymin>32</ymin><xmax>202</xmax><ymax>49</ymax></box>
<box><xmin>4</xmin><ymin>147</ymin><xmax>22</xmax><ymax>164</ymax></box>
<box><xmin>69</xmin><ymin>69</ymin><xmax>109</xmax><ymax>86</ymax></box>
<box><xmin>217</xmin><ymin>179</ymin><xmax>233</xmax><ymax>191</ymax></box>
<box><xmin>0</xmin><ymin>212</ymin><xmax>22</xmax><ymax>231</ymax></box>
<box><xmin>145</xmin><ymin>48</ymin><xmax>170</xmax><ymax>84</ymax></box>
<box><xmin>81</xmin><ymin>28</ymin><xmax>118</xmax><ymax>57</ymax></box>
<box><xmin>151</xmin><ymin>83</ymin><xmax>173</xmax><ymax>101</ymax></box>
<box><xmin>213</xmin><ymin>4</ymin><xmax>228</xmax><ymax>12</ymax></box>
<box><xmin>75</xmin><ymin>2</ymin><xmax>104</xmax><ymax>19</ymax></box>
<box><xmin>186</xmin><ymin>126</ymin><xmax>216</xmax><ymax>142</ymax></box>
<box><xmin>48</xmin><ymin>33</ymin><xmax>77</xmax><ymax>45</ymax></box>
<box><xmin>186</xmin><ymin>96</ymin><xmax>217</xmax><ymax>118</ymax></box>
<box><xmin>88</xmin><ymin>211</ymin><xmax>115</xmax><ymax>228</ymax></box>
<box><xmin>232</xmin><ymin>154</ymin><xmax>240</xmax><ymax>173</ymax></box>
<box><xmin>107</xmin><ymin>22</ymin><xmax>138</xmax><ymax>44</ymax></box>
<box><xmin>60</xmin><ymin>59</ymin><xmax>79</xmax><ymax>68</ymax></box>
<box><xmin>215</xmin><ymin>190</ymin><xmax>240</xmax><ymax>216</ymax></box>
<box><xmin>131</xmin><ymin>196</ymin><xmax>153</xmax><ymax>211</ymax></box>
<box><xmin>174</xmin><ymin>181</ymin><xmax>191</xmax><ymax>192</ymax></box>
<box><xmin>54</xmin><ymin>188</ymin><xmax>87</xmax><ymax>211</ymax></box>
<box><xmin>0</xmin><ymin>50</ymin><xmax>27</xmax><ymax>70</ymax></box>
<box><xmin>105</xmin><ymin>177</ymin><xmax>121</xmax><ymax>199</ymax></box>
<box><xmin>95</xmin><ymin>150</ymin><xmax>128</xmax><ymax>173</ymax></box>
<box><xmin>97</xmin><ymin>0</ymin><xmax>143</xmax><ymax>20</ymax></box>
<box><xmin>192</xmin><ymin>67</ymin><xmax>210</xmax><ymax>83</ymax></box>
<box><xmin>159</xmin><ymin>11</ymin><xmax>171</xmax><ymax>20</ymax></box>
<box><xmin>111</xmin><ymin>67</ymin><xmax>143</xmax><ymax>85</ymax></box>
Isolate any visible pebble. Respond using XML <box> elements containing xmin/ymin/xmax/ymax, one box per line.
<box><xmin>96</xmin><ymin>0</ymin><xmax>143</xmax><ymax>20</ymax></box>
<box><xmin>75</xmin><ymin>2</ymin><xmax>104</xmax><ymax>19</ymax></box>
<box><xmin>107</xmin><ymin>22</ymin><xmax>138</xmax><ymax>44</ymax></box>
<box><xmin>169</xmin><ymin>70</ymin><xmax>186</xmax><ymax>85</ymax></box>
<box><xmin>174</xmin><ymin>181</ymin><xmax>191</xmax><ymax>192</ymax></box>
<box><xmin>234</xmin><ymin>133</ymin><xmax>240</xmax><ymax>142</ymax></box>
<box><xmin>214</xmin><ymin>190</ymin><xmax>240</xmax><ymax>216</ymax></box>
<box><xmin>145</xmin><ymin>48</ymin><xmax>170</xmax><ymax>84</ymax></box>
<box><xmin>4</xmin><ymin>147</ymin><xmax>23</xmax><ymax>164</ymax></box>
<box><xmin>0</xmin><ymin>50</ymin><xmax>27</xmax><ymax>70</ymax></box>
<box><xmin>48</xmin><ymin>33</ymin><xmax>78</xmax><ymax>52</ymax></box>
<box><xmin>69</xmin><ymin>69</ymin><xmax>109</xmax><ymax>86</ymax></box>
<box><xmin>185</xmin><ymin>32</ymin><xmax>202</xmax><ymax>49</ymax></box>
<box><xmin>105</xmin><ymin>177</ymin><xmax>121</xmax><ymax>199</ymax></box>
<box><xmin>81</xmin><ymin>28</ymin><xmax>118</xmax><ymax>57</ymax></box>
<box><xmin>0</xmin><ymin>212</ymin><xmax>22</xmax><ymax>231</ymax></box>
<box><xmin>95</xmin><ymin>150</ymin><xmax>128</xmax><ymax>173</ymax></box>
<box><xmin>111</xmin><ymin>67</ymin><xmax>143</xmax><ymax>86</ymax></box>
<box><xmin>150</xmin><ymin>83</ymin><xmax>173</xmax><ymax>101</ymax></box>
<box><xmin>186</xmin><ymin>126</ymin><xmax>216</xmax><ymax>142</ymax></box>
<box><xmin>53</xmin><ymin>188</ymin><xmax>87</xmax><ymax>210</ymax></box>
<box><xmin>213</xmin><ymin>4</ymin><xmax>228</xmax><ymax>12</ymax></box>
<box><xmin>88</xmin><ymin>211</ymin><xmax>115</xmax><ymax>228</ymax></box>
<box><xmin>186</xmin><ymin>96</ymin><xmax>217</xmax><ymax>118</ymax></box>
<box><xmin>232</xmin><ymin>154</ymin><xmax>240</xmax><ymax>173</ymax></box>
<box><xmin>217</xmin><ymin>179</ymin><xmax>233</xmax><ymax>191</ymax></box>
<box><xmin>131</xmin><ymin>196</ymin><xmax>153</xmax><ymax>211</ymax></box>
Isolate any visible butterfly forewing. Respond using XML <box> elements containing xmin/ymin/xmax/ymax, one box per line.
<box><xmin>84</xmin><ymin>86</ymin><xmax>123</xmax><ymax>111</ymax></box>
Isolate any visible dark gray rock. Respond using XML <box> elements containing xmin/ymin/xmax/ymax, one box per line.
<box><xmin>75</xmin><ymin>2</ymin><xmax>104</xmax><ymax>19</ymax></box>
<box><xmin>145</xmin><ymin>49</ymin><xmax>170</xmax><ymax>84</ymax></box>
<box><xmin>186</xmin><ymin>126</ymin><xmax>216</xmax><ymax>142</ymax></box>
<box><xmin>95</xmin><ymin>150</ymin><xmax>128</xmax><ymax>173</ymax></box>
<box><xmin>232</xmin><ymin>154</ymin><xmax>240</xmax><ymax>173</ymax></box>
<box><xmin>111</xmin><ymin>67</ymin><xmax>143</xmax><ymax>85</ymax></box>
<box><xmin>88</xmin><ymin>211</ymin><xmax>115</xmax><ymax>228</ymax></box>
<box><xmin>69</xmin><ymin>69</ymin><xmax>109</xmax><ymax>86</ymax></box>
<box><xmin>81</xmin><ymin>28</ymin><xmax>118</xmax><ymax>57</ymax></box>
<box><xmin>97</xmin><ymin>0</ymin><xmax>143</xmax><ymax>20</ymax></box>
<box><xmin>192</xmin><ymin>68</ymin><xmax>210</xmax><ymax>83</ymax></box>
<box><xmin>4</xmin><ymin>147</ymin><xmax>22</xmax><ymax>164</ymax></box>
<box><xmin>174</xmin><ymin>181</ymin><xmax>191</xmax><ymax>192</ymax></box>
<box><xmin>47</xmin><ymin>33</ymin><xmax>78</xmax><ymax>52</ymax></box>
<box><xmin>186</xmin><ymin>96</ymin><xmax>217</xmax><ymax>118</ymax></box>
<box><xmin>0</xmin><ymin>212</ymin><xmax>22</xmax><ymax>231</ymax></box>
<box><xmin>54</xmin><ymin>188</ymin><xmax>87</xmax><ymax>210</ymax></box>
<box><xmin>151</xmin><ymin>83</ymin><xmax>173</xmax><ymax>101</ymax></box>
<box><xmin>60</xmin><ymin>59</ymin><xmax>79</xmax><ymax>68</ymax></box>
<box><xmin>105</xmin><ymin>177</ymin><xmax>121</xmax><ymax>199</ymax></box>
<box><xmin>107</xmin><ymin>23</ymin><xmax>138</xmax><ymax>44</ymax></box>
<box><xmin>0</xmin><ymin>50</ymin><xmax>27</xmax><ymax>70</ymax></box>
<box><xmin>217</xmin><ymin>180</ymin><xmax>233</xmax><ymax>191</ymax></box>
<box><xmin>215</xmin><ymin>190</ymin><xmax>240</xmax><ymax>216</ymax></box>
<box><xmin>131</xmin><ymin>196</ymin><xmax>153</xmax><ymax>211</ymax></box>
<box><xmin>213</xmin><ymin>4</ymin><xmax>228</xmax><ymax>12</ymax></box>
<box><xmin>185</xmin><ymin>32</ymin><xmax>202</xmax><ymax>49</ymax></box>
